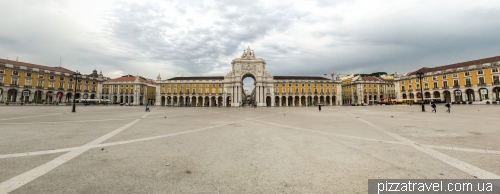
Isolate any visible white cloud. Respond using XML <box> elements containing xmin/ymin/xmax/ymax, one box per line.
<box><xmin>1</xmin><ymin>0</ymin><xmax>499</xmax><ymax>80</ymax></box>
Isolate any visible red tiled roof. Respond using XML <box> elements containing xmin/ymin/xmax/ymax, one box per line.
<box><xmin>107</xmin><ymin>75</ymin><xmax>156</xmax><ymax>85</ymax></box>
<box><xmin>359</xmin><ymin>76</ymin><xmax>384</xmax><ymax>82</ymax></box>
<box><xmin>408</xmin><ymin>55</ymin><xmax>500</xmax><ymax>76</ymax></box>
<box><xmin>0</xmin><ymin>58</ymin><xmax>75</xmax><ymax>74</ymax></box>
<box><xmin>167</xmin><ymin>76</ymin><xmax>224</xmax><ymax>80</ymax></box>
<box><xmin>273</xmin><ymin>76</ymin><xmax>330</xmax><ymax>80</ymax></box>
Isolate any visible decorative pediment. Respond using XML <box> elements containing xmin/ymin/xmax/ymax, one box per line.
<box><xmin>240</xmin><ymin>46</ymin><xmax>256</xmax><ymax>60</ymax></box>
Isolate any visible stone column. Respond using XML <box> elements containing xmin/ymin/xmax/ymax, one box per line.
<box><xmin>237</xmin><ymin>85</ymin><xmax>241</xmax><ymax>106</ymax></box>
<box><xmin>255</xmin><ymin>85</ymin><xmax>259</xmax><ymax>106</ymax></box>
<box><xmin>286</xmin><ymin>96</ymin><xmax>288</xmax><ymax>106</ymax></box>
<box><xmin>271</xmin><ymin>89</ymin><xmax>275</xmax><ymax>107</ymax></box>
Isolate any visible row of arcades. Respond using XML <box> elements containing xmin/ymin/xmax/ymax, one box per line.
<box><xmin>401</xmin><ymin>87</ymin><xmax>500</xmax><ymax>102</ymax></box>
<box><xmin>0</xmin><ymin>88</ymin><xmax>95</xmax><ymax>103</ymax></box>
<box><xmin>158</xmin><ymin>95</ymin><xmax>338</xmax><ymax>107</ymax></box>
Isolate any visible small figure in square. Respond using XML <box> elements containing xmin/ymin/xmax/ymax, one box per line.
<box><xmin>431</xmin><ymin>102</ymin><xmax>437</xmax><ymax>113</ymax></box>
<box><xmin>445</xmin><ymin>102</ymin><xmax>451</xmax><ymax>113</ymax></box>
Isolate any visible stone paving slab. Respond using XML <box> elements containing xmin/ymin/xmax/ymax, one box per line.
<box><xmin>0</xmin><ymin>105</ymin><xmax>498</xmax><ymax>193</ymax></box>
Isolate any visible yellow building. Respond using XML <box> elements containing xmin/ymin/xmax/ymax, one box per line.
<box><xmin>155</xmin><ymin>47</ymin><xmax>342</xmax><ymax>107</ymax></box>
<box><xmin>158</xmin><ymin>76</ymin><xmax>226</xmax><ymax>106</ymax></box>
<box><xmin>395</xmin><ymin>56</ymin><xmax>500</xmax><ymax>104</ymax></box>
<box><xmin>342</xmin><ymin>75</ymin><xmax>394</xmax><ymax>105</ymax></box>
<box><xmin>102</xmin><ymin>75</ymin><xmax>157</xmax><ymax>105</ymax></box>
<box><xmin>0</xmin><ymin>59</ymin><xmax>105</xmax><ymax>104</ymax></box>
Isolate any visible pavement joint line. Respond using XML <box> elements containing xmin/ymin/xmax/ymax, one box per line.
<box><xmin>0</xmin><ymin>111</ymin><xmax>284</xmax><ymax>160</ymax></box>
<box><xmin>0</xmin><ymin>108</ymin><xmax>158</xmax><ymax>194</ymax></box>
<box><xmin>2</xmin><ymin>125</ymin><xmax>498</xmax><ymax>159</ymax></box>
<box><xmin>252</xmin><ymin>119</ymin><xmax>407</xmax><ymax>145</ymax></box>
<box><xmin>0</xmin><ymin>110</ymin><xmax>212</xmax><ymax>124</ymax></box>
<box><xmin>340</xmin><ymin>107</ymin><xmax>500</xmax><ymax>179</ymax></box>
<box><xmin>0</xmin><ymin>118</ymin><xmax>139</xmax><ymax>125</ymax></box>
<box><xmin>0</xmin><ymin>113</ymin><xmax>64</xmax><ymax>121</ymax></box>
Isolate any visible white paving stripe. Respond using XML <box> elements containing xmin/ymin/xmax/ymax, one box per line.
<box><xmin>0</xmin><ymin>111</ymin><xmax>282</xmax><ymax>159</ymax></box>
<box><xmin>340</xmin><ymin>107</ymin><xmax>500</xmax><ymax>179</ymax></box>
<box><xmin>0</xmin><ymin>112</ymin><xmax>214</xmax><ymax>125</ymax></box>
<box><xmin>1</xmin><ymin>111</ymin><xmax>498</xmax><ymax>160</ymax></box>
<box><xmin>0</xmin><ymin>113</ymin><xmax>63</xmax><ymax>121</ymax></box>
<box><xmin>0</xmin><ymin>109</ymin><xmax>157</xmax><ymax>193</ymax></box>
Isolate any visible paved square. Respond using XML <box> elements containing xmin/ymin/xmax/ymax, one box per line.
<box><xmin>0</xmin><ymin>105</ymin><xmax>499</xmax><ymax>193</ymax></box>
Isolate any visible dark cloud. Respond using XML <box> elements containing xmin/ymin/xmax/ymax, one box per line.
<box><xmin>1</xmin><ymin>0</ymin><xmax>500</xmax><ymax>80</ymax></box>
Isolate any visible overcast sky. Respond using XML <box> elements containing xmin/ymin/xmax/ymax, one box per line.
<box><xmin>1</xmin><ymin>0</ymin><xmax>500</xmax><ymax>86</ymax></box>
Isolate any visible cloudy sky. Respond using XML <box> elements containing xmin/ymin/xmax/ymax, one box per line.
<box><xmin>1</xmin><ymin>0</ymin><xmax>500</xmax><ymax>84</ymax></box>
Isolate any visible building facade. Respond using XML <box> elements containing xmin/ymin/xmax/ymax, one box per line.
<box><xmin>102</xmin><ymin>75</ymin><xmax>157</xmax><ymax>105</ymax></box>
<box><xmin>0</xmin><ymin>59</ymin><xmax>105</xmax><ymax>104</ymax></box>
<box><xmin>156</xmin><ymin>47</ymin><xmax>342</xmax><ymax>107</ymax></box>
<box><xmin>341</xmin><ymin>75</ymin><xmax>396</xmax><ymax>105</ymax></box>
<box><xmin>395</xmin><ymin>56</ymin><xmax>500</xmax><ymax>104</ymax></box>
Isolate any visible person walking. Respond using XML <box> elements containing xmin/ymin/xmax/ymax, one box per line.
<box><xmin>318</xmin><ymin>104</ymin><xmax>321</xmax><ymax>111</ymax></box>
<box><xmin>431</xmin><ymin>102</ymin><xmax>437</xmax><ymax>113</ymax></box>
<box><xmin>445</xmin><ymin>102</ymin><xmax>451</xmax><ymax>113</ymax></box>
<box><xmin>145</xmin><ymin>104</ymin><xmax>150</xmax><ymax>112</ymax></box>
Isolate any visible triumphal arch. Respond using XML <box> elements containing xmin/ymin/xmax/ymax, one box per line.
<box><xmin>156</xmin><ymin>47</ymin><xmax>342</xmax><ymax>107</ymax></box>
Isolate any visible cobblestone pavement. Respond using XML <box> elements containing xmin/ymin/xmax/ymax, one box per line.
<box><xmin>0</xmin><ymin>105</ymin><xmax>499</xmax><ymax>193</ymax></box>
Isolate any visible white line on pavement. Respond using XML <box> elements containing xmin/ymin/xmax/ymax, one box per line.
<box><xmin>0</xmin><ymin>108</ymin><xmax>157</xmax><ymax>193</ymax></box>
<box><xmin>0</xmin><ymin>113</ymin><xmax>63</xmax><ymax>121</ymax></box>
<box><xmin>340</xmin><ymin>107</ymin><xmax>500</xmax><ymax>179</ymax></box>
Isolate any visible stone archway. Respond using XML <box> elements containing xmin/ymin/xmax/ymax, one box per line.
<box><xmin>218</xmin><ymin>96</ymin><xmax>223</xmax><ymax>106</ymax></box>
<box><xmin>443</xmin><ymin>91</ymin><xmax>451</xmax><ymax>103</ymax></box>
<box><xmin>22</xmin><ymin>89</ymin><xmax>30</xmax><ymax>102</ymax></box>
<box><xmin>192</xmin><ymin>96</ymin><xmax>197</xmax><ymax>106</ymax></box>
<box><xmin>161</xmin><ymin>96</ymin><xmax>165</xmax><ymax>106</ymax></box>
<box><xmin>179</xmin><ymin>96</ymin><xmax>184</xmax><ymax>106</ymax></box>
<box><xmin>197</xmin><ymin>96</ymin><xmax>203</xmax><ymax>106</ymax></box>
<box><xmin>478</xmin><ymin>88</ymin><xmax>488</xmax><ymax>101</ymax></box>
<box><xmin>465</xmin><ymin>89</ymin><xmax>475</xmax><ymax>102</ymax></box>
<box><xmin>493</xmin><ymin>87</ymin><xmax>500</xmax><ymax>101</ymax></box>
<box><xmin>7</xmin><ymin>89</ymin><xmax>18</xmax><ymax>102</ymax></box>
<box><xmin>204</xmin><ymin>96</ymin><xmax>209</xmax><ymax>106</ymax></box>
<box><xmin>46</xmin><ymin>91</ymin><xmax>54</xmax><ymax>103</ymax></box>
<box><xmin>66</xmin><ymin>93</ymin><xmax>72</xmax><ymax>103</ymax></box>
<box><xmin>56</xmin><ymin>92</ymin><xmax>64</xmax><ymax>103</ymax></box>
<box><xmin>226</xmin><ymin>96</ymin><xmax>231</xmax><ymax>106</ymax></box>
<box><xmin>433</xmin><ymin>91</ymin><xmax>441</xmax><ymax>102</ymax></box>
<box><xmin>210</xmin><ymin>96</ymin><xmax>216</xmax><ymax>106</ymax></box>
<box><xmin>242</xmin><ymin>73</ymin><xmax>256</xmax><ymax>106</ymax></box>
<box><xmin>173</xmin><ymin>96</ymin><xmax>178</xmax><ymax>106</ymax></box>
<box><xmin>266</xmin><ymin>96</ymin><xmax>271</xmax><ymax>106</ymax></box>
<box><xmin>453</xmin><ymin>90</ymin><xmax>462</xmax><ymax>102</ymax></box>
<box><xmin>402</xmin><ymin>93</ymin><xmax>407</xmax><ymax>99</ymax></box>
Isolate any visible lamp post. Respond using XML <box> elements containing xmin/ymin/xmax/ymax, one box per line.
<box><xmin>416</xmin><ymin>72</ymin><xmax>425</xmax><ymax>112</ymax></box>
<box><xmin>72</xmin><ymin>71</ymin><xmax>81</xmax><ymax>112</ymax></box>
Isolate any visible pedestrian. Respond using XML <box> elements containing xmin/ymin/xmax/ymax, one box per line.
<box><xmin>445</xmin><ymin>102</ymin><xmax>451</xmax><ymax>113</ymax></box>
<box><xmin>318</xmin><ymin>104</ymin><xmax>321</xmax><ymax>111</ymax></box>
<box><xmin>145</xmin><ymin>104</ymin><xmax>150</xmax><ymax>112</ymax></box>
<box><xmin>431</xmin><ymin>102</ymin><xmax>436</xmax><ymax>113</ymax></box>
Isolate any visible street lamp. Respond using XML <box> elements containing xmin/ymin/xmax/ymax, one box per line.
<box><xmin>72</xmin><ymin>71</ymin><xmax>81</xmax><ymax>112</ymax></box>
<box><xmin>416</xmin><ymin>72</ymin><xmax>425</xmax><ymax>112</ymax></box>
